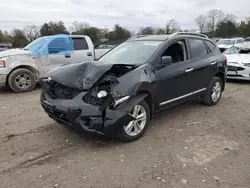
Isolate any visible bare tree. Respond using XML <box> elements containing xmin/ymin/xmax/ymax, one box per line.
<box><xmin>24</xmin><ymin>25</ymin><xmax>41</xmax><ymax>42</ymax></box>
<box><xmin>223</xmin><ymin>14</ymin><xmax>237</xmax><ymax>24</ymax></box>
<box><xmin>206</xmin><ymin>9</ymin><xmax>224</xmax><ymax>35</ymax></box>
<box><xmin>156</xmin><ymin>28</ymin><xmax>165</xmax><ymax>35</ymax></box>
<box><xmin>137</xmin><ymin>26</ymin><xmax>155</xmax><ymax>35</ymax></box>
<box><xmin>165</xmin><ymin>19</ymin><xmax>180</xmax><ymax>34</ymax></box>
<box><xmin>70</xmin><ymin>21</ymin><xmax>89</xmax><ymax>33</ymax></box>
<box><xmin>195</xmin><ymin>14</ymin><xmax>207</xmax><ymax>33</ymax></box>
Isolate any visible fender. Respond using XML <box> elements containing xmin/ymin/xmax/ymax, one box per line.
<box><xmin>116</xmin><ymin>93</ymin><xmax>149</xmax><ymax>113</ymax></box>
<box><xmin>6</xmin><ymin>54</ymin><xmax>40</xmax><ymax>72</ymax></box>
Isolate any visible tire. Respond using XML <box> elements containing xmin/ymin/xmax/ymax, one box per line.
<box><xmin>118</xmin><ymin>100</ymin><xmax>150</xmax><ymax>142</ymax></box>
<box><xmin>8</xmin><ymin>68</ymin><xmax>36</xmax><ymax>93</ymax></box>
<box><xmin>202</xmin><ymin>77</ymin><xmax>223</xmax><ymax>106</ymax></box>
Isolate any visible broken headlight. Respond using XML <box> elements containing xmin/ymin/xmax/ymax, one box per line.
<box><xmin>97</xmin><ymin>90</ymin><xmax>108</xmax><ymax>98</ymax></box>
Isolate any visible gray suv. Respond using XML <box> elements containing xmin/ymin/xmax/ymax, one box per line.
<box><xmin>40</xmin><ymin>32</ymin><xmax>227</xmax><ymax>142</ymax></box>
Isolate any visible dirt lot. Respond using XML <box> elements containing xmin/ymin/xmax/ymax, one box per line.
<box><xmin>1</xmin><ymin>82</ymin><xmax>250</xmax><ymax>188</ymax></box>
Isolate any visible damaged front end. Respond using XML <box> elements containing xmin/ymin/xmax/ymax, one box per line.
<box><xmin>40</xmin><ymin>62</ymin><xmax>153</xmax><ymax>137</ymax></box>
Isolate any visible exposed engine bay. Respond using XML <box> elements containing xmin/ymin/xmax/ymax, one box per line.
<box><xmin>40</xmin><ymin>62</ymin><xmax>138</xmax><ymax>110</ymax></box>
<box><xmin>82</xmin><ymin>64</ymin><xmax>137</xmax><ymax>110</ymax></box>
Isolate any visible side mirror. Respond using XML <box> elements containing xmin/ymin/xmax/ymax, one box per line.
<box><xmin>162</xmin><ymin>56</ymin><xmax>172</xmax><ymax>67</ymax></box>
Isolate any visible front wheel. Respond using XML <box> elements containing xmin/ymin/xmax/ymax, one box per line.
<box><xmin>8</xmin><ymin>68</ymin><xmax>36</xmax><ymax>93</ymax></box>
<box><xmin>118</xmin><ymin>100</ymin><xmax>150</xmax><ymax>142</ymax></box>
<box><xmin>202</xmin><ymin>77</ymin><xmax>223</xmax><ymax>106</ymax></box>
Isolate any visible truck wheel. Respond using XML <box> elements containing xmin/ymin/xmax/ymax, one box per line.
<box><xmin>8</xmin><ymin>68</ymin><xmax>36</xmax><ymax>93</ymax></box>
<box><xmin>118</xmin><ymin>100</ymin><xmax>150</xmax><ymax>142</ymax></box>
<box><xmin>202</xmin><ymin>77</ymin><xmax>223</xmax><ymax>106</ymax></box>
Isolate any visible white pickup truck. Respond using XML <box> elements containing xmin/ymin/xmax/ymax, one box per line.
<box><xmin>0</xmin><ymin>35</ymin><xmax>112</xmax><ymax>92</ymax></box>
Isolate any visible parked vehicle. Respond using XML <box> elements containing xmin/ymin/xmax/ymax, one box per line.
<box><xmin>0</xmin><ymin>35</ymin><xmax>111</xmax><ymax>92</ymax></box>
<box><xmin>0</xmin><ymin>48</ymin><xmax>7</xmax><ymax>52</ymax></box>
<box><xmin>40</xmin><ymin>32</ymin><xmax>227</xmax><ymax>142</ymax></box>
<box><xmin>0</xmin><ymin>43</ymin><xmax>12</xmax><ymax>52</ymax></box>
<box><xmin>224</xmin><ymin>42</ymin><xmax>250</xmax><ymax>80</ymax></box>
<box><xmin>211</xmin><ymin>38</ymin><xmax>222</xmax><ymax>43</ymax></box>
<box><xmin>95</xmin><ymin>44</ymin><xmax>115</xmax><ymax>49</ymax></box>
<box><xmin>245</xmin><ymin>37</ymin><xmax>250</xmax><ymax>42</ymax></box>
<box><xmin>217</xmin><ymin>38</ymin><xmax>245</xmax><ymax>52</ymax></box>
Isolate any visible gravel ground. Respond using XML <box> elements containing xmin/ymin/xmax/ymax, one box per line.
<box><xmin>0</xmin><ymin>81</ymin><xmax>250</xmax><ymax>188</ymax></box>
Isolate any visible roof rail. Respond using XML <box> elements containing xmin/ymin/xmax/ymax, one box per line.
<box><xmin>127</xmin><ymin>35</ymin><xmax>149</xmax><ymax>40</ymax></box>
<box><xmin>170</xmin><ymin>32</ymin><xmax>209</xmax><ymax>38</ymax></box>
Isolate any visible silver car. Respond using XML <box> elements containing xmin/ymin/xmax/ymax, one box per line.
<box><xmin>224</xmin><ymin>42</ymin><xmax>250</xmax><ymax>80</ymax></box>
<box><xmin>217</xmin><ymin>38</ymin><xmax>245</xmax><ymax>53</ymax></box>
<box><xmin>0</xmin><ymin>35</ymin><xmax>111</xmax><ymax>92</ymax></box>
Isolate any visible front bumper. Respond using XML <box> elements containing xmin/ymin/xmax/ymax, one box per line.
<box><xmin>40</xmin><ymin>91</ymin><xmax>135</xmax><ymax>137</ymax></box>
<box><xmin>227</xmin><ymin>63</ymin><xmax>250</xmax><ymax>81</ymax></box>
<box><xmin>0</xmin><ymin>67</ymin><xmax>11</xmax><ymax>87</ymax></box>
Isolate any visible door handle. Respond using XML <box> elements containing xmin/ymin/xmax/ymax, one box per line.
<box><xmin>210</xmin><ymin>61</ymin><xmax>216</xmax><ymax>65</ymax></box>
<box><xmin>87</xmin><ymin>52</ymin><xmax>92</xmax><ymax>56</ymax></box>
<box><xmin>65</xmin><ymin>54</ymin><xmax>71</xmax><ymax>58</ymax></box>
<box><xmin>185</xmin><ymin>68</ymin><xmax>194</xmax><ymax>73</ymax></box>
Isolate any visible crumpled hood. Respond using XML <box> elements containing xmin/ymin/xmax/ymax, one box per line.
<box><xmin>0</xmin><ymin>48</ymin><xmax>30</xmax><ymax>58</ymax></box>
<box><xmin>47</xmin><ymin>61</ymin><xmax>137</xmax><ymax>90</ymax></box>
<box><xmin>41</xmin><ymin>61</ymin><xmax>154</xmax><ymax>112</ymax></box>
<box><xmin>226</xmin><ymin>54</ymin><xmax>250</xmax><ymax>64</ymax></box>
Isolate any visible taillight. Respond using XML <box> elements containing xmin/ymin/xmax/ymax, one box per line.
<box><xmin>224</xmin><ymin>55</ymin><xmax>227</xmax><ymax>61</ymax></box>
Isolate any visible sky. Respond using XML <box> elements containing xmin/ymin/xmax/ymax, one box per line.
<box><xmin>0</xmin><ymin>0</ymin><xmax>249</xmax><ymax>32</ymax></box>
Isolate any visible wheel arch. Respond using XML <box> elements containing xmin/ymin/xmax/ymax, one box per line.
<box><xmin>6</xmin><ymin>65</ymin><xmax>39</xmax><ymax>85</ymax></box>
<box><xmin>137</xmin><ymin>90</ymin><xmax>154</xmax><ymax>119</ymax></box>
<box><xmin>215</xmin><ymin>72</ymin><xmax>225</xmax><ymax>91</ymax></box>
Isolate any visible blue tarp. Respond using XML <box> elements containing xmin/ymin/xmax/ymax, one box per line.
<box><xmin>25</xmin><ymin>34</ymin><xmax>74</xmax><ymax>57</ymax></box>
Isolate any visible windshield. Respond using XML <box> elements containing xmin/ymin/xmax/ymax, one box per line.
<box><xmin>224</xmin><ymin>46</ymin><xmax>250</xmax><ymax>54</ymax></box>
<box><xmin>98</xmin><ymin>41</ymin><xmax>163</xmax><ymax>65</ymax></box>
<box><xmin>24</xmin><ymin>37</ymin><xmax>48</xmax><ymax>52</ymax></box>
<box><xmin>217</xmin><ymin>39</ymin><xmax>236</xmax><ymax>45</ymax></box>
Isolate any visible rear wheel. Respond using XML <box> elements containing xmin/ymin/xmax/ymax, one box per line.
<box><xmin>202</xmin><ymin>77</ymin><xmax>223</xmax><ymax>106</ymax></box>
<box><xmin>118</xmin><ymin>100</ymin><xmax>150</xmax><ymax>142</ymax></box>
<box><xmin>8</xmin><ymin>68</ymin><xmax>36</xmax><ymax>93</ymax></box>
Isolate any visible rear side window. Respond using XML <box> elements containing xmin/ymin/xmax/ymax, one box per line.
<box><xmin>205</xmin><ymin>40</ymin><xmax>216</xmax><ymax>52</ymax></box>
<box><xmin>73</xmin><ymin>38</ymin><xmax>89</xmax><ymax>50</ymax></box>
<box><xmin>188</xmin><ymin>39</ymin><xmax>208</xmax><ymax>59</ymax></box>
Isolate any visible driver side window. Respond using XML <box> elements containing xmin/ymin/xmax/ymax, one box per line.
<box><xmin>162</xmin><ymin>40</ymin><xmax>188</xmax><ymax>63</ymax></box>
<box><xmin>48</xmin><ymin>38</ymin><xmax>70</xmax><ymax>54</ymax></box>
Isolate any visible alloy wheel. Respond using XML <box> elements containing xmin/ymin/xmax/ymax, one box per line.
<box><xmin>211</xmin><ymin>81</ymin><xmax>221</xmax><ymax>102</ymax></box>
<box><xmin>15</xmin><ymin>74</ymin><xmax>32</xmax><ymax>89</ymax></box>
<box><xmin>124</xmin><ymin>104</ymin><xmax>147</xmax><ymax>137</ymax></box>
